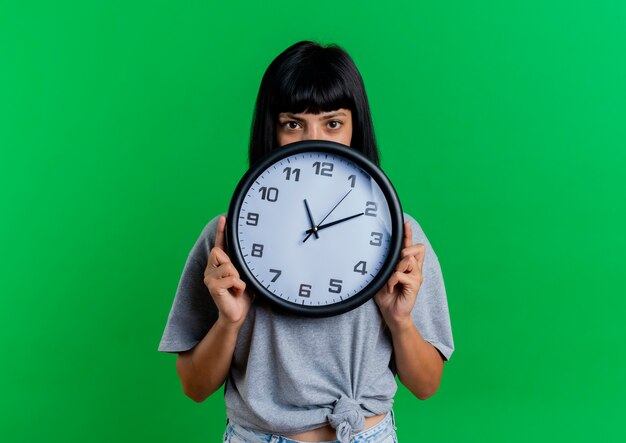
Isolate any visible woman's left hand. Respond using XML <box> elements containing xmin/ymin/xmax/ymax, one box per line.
<box><xmin>374</xmin><ymin>221</ymin><xmax>426</xmax><ymax>331</ymax></box>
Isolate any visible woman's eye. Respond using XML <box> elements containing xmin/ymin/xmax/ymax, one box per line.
<box><xmin>284</xmin><ymin>121</ymin><xmax>300</xmax><ymax>130</ymax></box>
<box><xmin>327</xmin><ymin>120</ymin><xmax>342</xmax><ymax>129</ymax></box>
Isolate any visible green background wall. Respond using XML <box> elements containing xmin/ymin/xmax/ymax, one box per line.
<box><xmin>1</xmin><ymin>1</ymin><xmax>625</xmax><ymax>441</ymax></box>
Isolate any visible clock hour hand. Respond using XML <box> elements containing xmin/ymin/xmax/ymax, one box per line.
<box><xmin>305</xmin><ymin>212</ymin><xmax>364</xmax><ymax>234</ymax></box>
<box><xmin>303</xmin><ymin>199</ymin><xmax>319</xmax><ymax>239</ymax></box>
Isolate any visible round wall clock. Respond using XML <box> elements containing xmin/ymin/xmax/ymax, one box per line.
<box><xmin>226</xmin><ymin>140</ymin><xmax>403</xmax><ymax>317</ymax></box>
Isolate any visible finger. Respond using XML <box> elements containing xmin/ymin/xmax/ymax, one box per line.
<box><xmin>227</xmin><ymin>276</ymin><xmax>247</xmax><ymax>296</ymax></box>
<box><xmin>206</xmin><ymin>261</ymin><xmax>240</xmax><ymax>280</ymax></box>
<box><xmin>395</xmin><ymin>255</ymin><xmax>418</xmax><ymax>275</ymax></box>
<box><xmin>387</xmin><ymin>272</ymin><xmax>399</xmax><ymax>293</ymax></box>
<box><xmin>392</xmin><ymin>272</ymin><xmax>422</xmax><ymax>289</ymax></box>
<box><xmin>394</xmin><ymin>255</ymin><xmax>411</xmax><ymax>273</ymax></box>
<box><xmin>401</xmin><ymin>243</ymin><xmax>425</xmax><ymax>259</ymax></box>
<box><xmin>387</xmin><ymin>267</ymin><xmax>423</xmax><ymax>294</ymax></box>
<box><xmin>416</xmin><ymin>246</ymin><xmax>425</xmax><ymax>273</ymax></box>
<box><xmin>394</xmin><ymin>271</ymin><xmax>422</xmax><ymax>290</ymax></box>
<box><xmin>210</xmin><ymin>275</ymin><xmax>246</xmax><ymax>295</ymax></box>
<box><xmin>204</xmin><ymin>263</ymin><xmax>245</xmax><ymax>287</ymax></box>
<box><xmin>407</xmin><ymin>243</ymin><xmax>426</xmax><ymax>273</ymax></box>
<box><xmin>214</xmin><ymin>216</ymin><xmax>226</xmax><ymax>251</ymax></box>
<box><xmin>208</xmin><ymin>246</ymin><xmax>232</xmax><ymax>268</ymax></box>
<box><xmin>403</xmin><ymin>222</ymin><xmax>413</xmax><ymax>249</ymax></box>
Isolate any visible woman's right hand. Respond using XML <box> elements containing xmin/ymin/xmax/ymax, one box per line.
<box><xmin>203</xmin><ymin>216</ymin><xmax>253</xmax><ymax>326</ymax></box>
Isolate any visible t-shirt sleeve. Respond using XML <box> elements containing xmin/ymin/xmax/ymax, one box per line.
<box><xmin>404</xmin><ymin>213</ymin><xmax>455</xmax><ymax>361</ymax></box>
<box><xmin>157</xmin><ymin>216</ymin><xmax>221</xmax><ymax>353</ymax></box>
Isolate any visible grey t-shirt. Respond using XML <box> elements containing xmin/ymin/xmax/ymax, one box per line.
<box><xmin>158</xmin><ymin>213</ymin><xmax>454</xmax><ymax>437</ymax></box>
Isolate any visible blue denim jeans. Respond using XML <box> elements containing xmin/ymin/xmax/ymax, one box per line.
<box><xmin>223</xmin><ymin>411</ymin><xmax>398</xmax><ymax>443</ymax></box>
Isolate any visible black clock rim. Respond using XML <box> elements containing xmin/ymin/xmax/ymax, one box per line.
<box><xmin>226</xmin><ymin>140</ymin><xmax>404</xmax><ymax>318</ymax></box>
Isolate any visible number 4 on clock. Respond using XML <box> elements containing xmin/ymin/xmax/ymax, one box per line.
<box><xmin>353</xmin><ymin>261</ymin><xmax>367</xmax><ymax>275</ymax></box>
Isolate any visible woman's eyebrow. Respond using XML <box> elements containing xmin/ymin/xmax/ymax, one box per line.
<box><xmin>318</xmin><ymin>111</ymin><xmax>347</xmax><ymax>120</ymax></box>
<box><xmin>278</xmin><ymin>113</ymin><xmax>305</xmax><ymax>121</ymax></box>
<box><xmin>278</xmin><ymin>111</ymin><xmax>348</xmax><ymax>120</ymax></box>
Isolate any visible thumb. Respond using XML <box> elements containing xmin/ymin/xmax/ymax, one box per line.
<box><xmin>215</xmin><ymin>216</ymin><xmax>226</xmax><ymax>251</ymax></box>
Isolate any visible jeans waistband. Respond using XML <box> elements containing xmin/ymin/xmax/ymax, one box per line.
<box><xmin>224</xmin><ymin>410</ymin><xmax>396</xmax><ymax>443</ymax></box>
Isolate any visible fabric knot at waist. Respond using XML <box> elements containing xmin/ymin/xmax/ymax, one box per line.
<box><xmin>327</xmin><ymin>396</ymin><xmax>365</xmax><ymax>443</ymax></box>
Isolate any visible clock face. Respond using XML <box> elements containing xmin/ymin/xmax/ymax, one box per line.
<box><xmin>227</xmin><ymin>141</ymin><xmax>403</xmax><ymax>317</ymax></box>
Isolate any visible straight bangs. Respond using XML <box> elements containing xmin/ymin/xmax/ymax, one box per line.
<box><xmin>270</xmin><ymin>67</ymin><xmax>355</xmax><ymax>116</ymax></box>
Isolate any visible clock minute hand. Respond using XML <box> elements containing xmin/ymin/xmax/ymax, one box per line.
<box><xmin>303</xmin><ymin>189</ymin><xmax>353</xmax><ymax>243</ymax></box>
<box><xmin>305</xmin><ymin>212</ymin><xmax>365</xmax><ymax>234</ymax></box>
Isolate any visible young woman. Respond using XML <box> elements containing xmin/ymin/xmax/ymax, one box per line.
<box><xmin>158</xmin><ymin>41</ymin><xmax>454</xmax><ymax>443</ymax></box>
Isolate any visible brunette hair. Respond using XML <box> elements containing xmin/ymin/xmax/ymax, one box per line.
<box><xmin>249</xmin><ymin>41</ymin><xmax>379</xmax><ymax>166</ymax></box>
